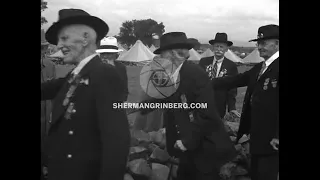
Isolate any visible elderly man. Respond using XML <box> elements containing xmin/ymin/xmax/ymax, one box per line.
<box><xmin>41</xmin><ymin>9</ymin><xmax>130</xmax><ymax>180</ymax></box>
<box><xmin>137</xmin><ymin>32</ymin><xmax>236</xmax><ymax>180</ymax></box>
<box><xmin>199</xmin><ymin>32</ymin><xmax>240</xmax><ymax>119</ymax></box>
<box><xmin>96</xmin><ymin>36</ymin><xmax>128</xmax><ymax>101</ymax></box>
<box><xmin>212</xmin><ymin>24</ymin><xmax>279</xmax><ymax>180</ymax></box>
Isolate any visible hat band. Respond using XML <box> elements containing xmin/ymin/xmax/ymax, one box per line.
<box><xmin>99</xmin><ymin>45</ymin><xmax>118</xmax><ymax>50</ymax></box>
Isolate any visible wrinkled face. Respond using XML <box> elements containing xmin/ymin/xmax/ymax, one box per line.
<box><xmin>212</xmin><ymin>42</ymin><xmax>228</xmax><ymax>59</ymax></box>
<box><xmin>57</xmin><ymin>25</ymin><xmax>86</xmax><ymax>64</ymax></box>
<box><xmin>257</xmin><ymin>39</ymin><xmax>279</xmax><ymax>60</ymax></box>
<box><xmin>100</xmin><ymin>52</ymin><xmax>119</xmax><ymax>61</ymax></box>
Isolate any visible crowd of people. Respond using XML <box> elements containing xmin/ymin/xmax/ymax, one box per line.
<box><xmin>41</xmin><ymin>8</ymin><xmax>279</xmax><ymax>180</ymax></box>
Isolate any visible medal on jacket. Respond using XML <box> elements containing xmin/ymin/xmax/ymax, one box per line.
<box><xmin>180</xmin><ymin>94</ymin><xmax>195</xmax><ymax>122</ymax></box>
<box><xmin>263</xmin><ymin>78</ymin><xmax>270</xmax><ymax>90</ymax></box>
<box><xmin>65</xmin><ymin>102</ymin><xmax>75</xmax><ymax>120</ymax></box>
<box><xmin>271</xmin><ymin>79</ymin><xmax>277</xmax><ymax>88</ymax></box>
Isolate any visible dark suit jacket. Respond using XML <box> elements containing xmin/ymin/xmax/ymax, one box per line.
<box><xmin>199</xmin><ymin>56</ymin><xmax>238</xmax><ymax>118</ymax></box>
<box><xmin>212</xmin><ymin>58</ymin><xmax>279</xmax><ymax>155</ymax></box>
<box><xmin>114</xmin><ymin>61</ymin><xmax>129</xmax><ymax>101</ymax></box>
<box><xmin>41</xmin><ymin>56</ymin><xmax>130</xmax><ymax>180</ymax></box>
<box><xmin>141</xmin><ymin>61</ymin><xmax>236</xmax><ymax>173</ymax></box>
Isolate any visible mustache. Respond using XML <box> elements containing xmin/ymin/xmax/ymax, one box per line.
<box><xmin>214</xmin><ymin>51</ymin><xmax>224</xmax><ymax>54</ymax></box>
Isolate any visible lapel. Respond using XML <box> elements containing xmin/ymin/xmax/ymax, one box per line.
<box><xmin>257</xmin><ymin>58</ymin><xmax>279</xmax><ymax>82</ymax></box>
<box><xmin>50</xmin><ymin>55</ymin><xmax>101</xmax><ymax>127</ymax></box>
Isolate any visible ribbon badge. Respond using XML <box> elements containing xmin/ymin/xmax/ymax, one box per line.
<box><xmin>271</xmin><ymin>79</ymin><xmax>278</xmax><ymax>88</ymax></box>
<box><xmin>263</xmin><ymin>78</ymin><xmax>270</xmax><ymax>90</ymax></box>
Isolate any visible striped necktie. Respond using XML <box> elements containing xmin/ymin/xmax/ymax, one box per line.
<box><xmin>212</xmin><ymin>61</ymin><xmax>218</xmax><ymax>78</ymax></box>
<box><xmin>257</xmin><ymin>61</ymin><xmax>267</xmax><ymax>80</ymax></box>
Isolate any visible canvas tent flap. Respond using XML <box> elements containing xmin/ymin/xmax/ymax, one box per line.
<box><xmin>188</xmin><ymin>48</ymin><xmax>202</xmax><ymax>61</ymax></box>
<box><xmin>224</xmin><ymin>50</ymin><xmax>243</xmax><ymax>63</ymax></box>
<box><xmin>118</xmin><ymin>40</ymin><xmax>155</xmax><ymax>62</ymax></box>
<box><xmin>242</xmin><ymin>48</ymin><xmax>264</xmax><ymax>64</ymax></box>
<box><xmin>201</xmin><ymin>48</ymin><xmax>214</xmax><ymax>58</ymax></box>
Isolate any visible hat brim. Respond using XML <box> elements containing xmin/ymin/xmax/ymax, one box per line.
<box><xmin>209</xmin><ymin>40</ymin><xmax>233</xmax><ymax>46</ymax></box>
<box><xmin>96</xmin><ymin>49</ymin><xmax>123</xmax><ymax>53</ymax></box>
<box><xmin>249</xmin><ymin>36</ymin><xmax>279</xmax><ymax>42</ymax></box>
<box><xmin>153</xmin><ymin>43</ymin><xmax>194</xmax><ymax>54</ymax></box>
<box><xmin>46</xmin><ymin>16</ymin><xmax>109</xmax><ymax>45</ymax></box>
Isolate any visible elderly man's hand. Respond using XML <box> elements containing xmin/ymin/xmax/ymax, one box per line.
<box><xmin>270</xmin><ymin>138</ymin><xmax>279</xmax><ymax>151</ymax></box>
<box><xmin>230</xmin><ymin>110</ymin><xmax>241</xmax><ymax>118</ymax></box>
<box><xmin>174</xmin><ymin>140</ymin><xmax>187</xmax><ymax>152</ymax></box>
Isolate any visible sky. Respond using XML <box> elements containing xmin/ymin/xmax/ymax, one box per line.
<box><xmin>41</xmin><ymin>0</ymin><xmax>279</xmax><ymax>47</ymax></box>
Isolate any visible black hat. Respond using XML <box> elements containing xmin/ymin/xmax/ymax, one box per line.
<box><xmin>153</xmin><ymin>32</ymin><xmax>194</xmax><ymax>54</ymax></box>
<box><xmin>45</xmin><ymin>9</ymin><xmax>109</xmax><ymax>45</ymax></box>
<box><xmin>249</xmin><ymin>24</ymin><xmax>279</xmax><ymax>42</ymax></box>
<box><xmin>209</xmin><ymin>33</ymin><xmax>233</xmax><ymax>46</ymax></box>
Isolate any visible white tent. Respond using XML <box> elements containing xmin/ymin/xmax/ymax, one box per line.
<box><xmin>117</xmin><ymin>40</ymin><xmax>155</xmax><ymax>62</ymax></box>
<box><xmin>201</xmin><ymin>48</ymin><xmax>214</xmax><ymax>58</ymax></box>
<box><xmin>188</xmin><ymin>48</ymin><xmax>202</xmax><ymax>61</ymax></box>
<box><xmin>149</xmin><ymin>45</ymin><xmax>156</xmax><ymax>52</ymax></box>
<box><xmin>242</xmin><ymin>48</ymin><xmax>264</xmax><ymax>64</ymax></box>
<box><xmin>224</xmin><ymin>50</ymin><xmax>243</xmax><ymax>63</ymax></box>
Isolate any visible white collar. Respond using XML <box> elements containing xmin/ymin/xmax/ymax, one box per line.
<box><xmin>213</xmin><ymin>56</ymin><xmax>224</xmax><ymax>64</ymax></box>
<box><xmin>265</xmin><ymin>51</ymin><xmax>279</xmax><ymax>67</ymax></box>
<box><xmin>72</xmin><ymin>53</ymin><xmax>98</xmax><ymax>75</ymax></box>
<box><xmin>172</xmin><ymin>62</ymin><xmax>184</xmax><ymax>83</ymax></box>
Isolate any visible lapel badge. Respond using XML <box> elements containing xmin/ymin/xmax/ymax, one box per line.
<box><xmin>189</xmin><ymin>112</ymin><xmax>195</xmax><ymax>122</ymax></box>
<box><xmin>263</xmin><ymin>85</ymin><xmax>268</xmax><ymax>90</ymax></box>
<box><xmin>271</xmin><ymin>79</ymin><xmax>278</xmax><ymax>88</ymax></box>
<box><xmin>264</xmin><ymin>78</ymin><xmax>270</xmax><ymax>85</ymax></box>
<box><xmin>63</xmin><ymin>98</ymin><xmax>70</xmax><ymax>106</ymax></box>
<box><xmin>65</xmin><ymin>103</ymin><xmax>75</xmax><ymax>120</ymax></box>
<box><xmin>80</xmin><ymin>78</ymin><xmax>89</xmax><ymax>85</ymax></box>
<box><xmin>180</xmin><ymin>94</ymin><xmax>187</xmax><ymax>104</ymax></box>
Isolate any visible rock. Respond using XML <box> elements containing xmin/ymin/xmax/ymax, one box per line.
<box><xmin>132</xmin><ymin>130</ymin><xmax>151</xmax><ymax>142</ymax></box>
<box><xmin>150</xmin><ymin>147</ymin><xmax>170</xmax><ymax>162</ymax></box>
<box><xmin>128</xmin><ymin>159</ymin><xmax>152</xmax><ymax>177</ymax></box>
<box><xmin>124</xmin><ymin>173</ymin><xmax>134</xmax><ymax>180</ymax></box>
<box><xmin>130</xmin><ymin>146</ymin><xmax>147</xmax><ymax>154</ymax></box>
<box><xmin>233</xmin><ymin>166</ymin><xmax>248</xmax><ymax>176</ymax></box>
<box><xmin>150</xmin><ymin>163</ymin><xmax>170</xmax><ymax>180</ymax></box>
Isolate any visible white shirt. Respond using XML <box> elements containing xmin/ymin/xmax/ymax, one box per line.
<box><xmin>71</xmin><ymin>53</ymin><xmax>98</xmax><ymax>75</ymax></box>
<box><xmin>262</xmin><ymin>51</ymin><xmax>279</xmax><ymax>74</ymax></box>
<box><xmin>212</xmin><ymin>56</ymin><xmax>224</xmax><ymax>77</ymax></box>
<box><xmin>171</xmin><ymin>62</ymin><xmax>183</xmax><ymax>84</ymax></box>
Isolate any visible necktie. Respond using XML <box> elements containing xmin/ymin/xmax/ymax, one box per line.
<box><xmin>212</xmin><ymin>61</ymin><xmax>218</xmax><ymax>78</ymax></box>
<box><xmin>257</xmin><ymin>62</ymin><xmax>267</xmax><ymax>80</ymax></box>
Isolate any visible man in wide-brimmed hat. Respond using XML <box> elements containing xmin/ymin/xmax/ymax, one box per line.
<box><xmin>41</xmin><ymin>8</ymin><xmax>130</xmax><ymax>180</ymax></box>
<box><xmin>96</xmin><ymin>36</ymin><xmax>128</xmax><ymax>101</ymax></box>
<box><xmin>212</xmin><ymin>24</ymin><xmax>279</xmax><ymax>180</ymax></box>
<box><xmin>199</xmin><ymin>32</ymin><xmax>240</xmax><ymax>119</ymax></box>
<box><xmin>135</xmin><ymin>32</ymin><xmax>236</xmax><ymax>180</ymax></box>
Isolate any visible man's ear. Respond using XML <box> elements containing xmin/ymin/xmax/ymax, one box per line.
<box><xmin>82</xmin><ymin>32</ymin><xmax>90</xmax><ymax>46</ymax></box>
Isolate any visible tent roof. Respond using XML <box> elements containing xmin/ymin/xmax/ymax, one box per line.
<box><xmin>242</xmin><ymin>48</ymin><xmax>264</xmax><ymax>64</ymax></box>
<box><xmin>224</xmin><ymin>50</ymin><xmax>243</xmax><ymax>63</ymax></box>
<box><xmin>201</xmin><ymin>48</ymin><xmax>214</xmax><ymax>58</ymax></box>
<box><xmin>188</xmin><ymin>48</ymin><xmax>202</xmax><ymax>61</ymax></box>
<box><xmin>149</xmin><ymin>45</ymin><xmax>156</xmax><ymax>52</ymax></box>
<box><xmin>117</xmin><ymin>40</ymin><xmax>155</xmax><ymax>62</ymax></box>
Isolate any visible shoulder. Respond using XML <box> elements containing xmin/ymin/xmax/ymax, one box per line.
<box><xmin>184</xmin><ymin>61</ymin><xmax>209</xmax><ymax>83</ymax></box>
<box><xmin>224</xmin><ymin>58</ymin><xmax>237</xmax><ymax>67</ymax></box>
<box><xmin>199</xmin><ymin>56</ymin><xmax>214</xmax><ymax>65</ymax></box>
<box><xmin>91</xmin><ymin>59</ymin><xmax>121</xmax><ymax>82</ymax></box>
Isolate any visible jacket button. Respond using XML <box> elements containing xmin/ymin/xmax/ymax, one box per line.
<box><xmin>177</xmin><ymin>131</ymin><xmax>180</xmax><ymax>134</ymax></box>
<box><xmin>72</xmin><ymin>109</ymin><xmax>76</xmax><ymax>113</ymax></box>
<box><xmin>69</xmin><ymin>131</ymin><xmax>74</xmax><ymax>135</ymax></box>
<box><xmin>67</xmin><ymin>154</ymin><xmax>72</xmax><ymax>158</ymax></box>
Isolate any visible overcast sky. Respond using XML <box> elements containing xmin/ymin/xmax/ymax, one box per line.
<box><xmin>41</xmin><ymin>0</ymin><xmax>279</xmax><ymax>47</ymax></box>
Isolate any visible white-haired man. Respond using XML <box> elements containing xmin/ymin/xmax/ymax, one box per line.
<box><xmin>96</xmin><ymin>37</ymin><xmax>128</xmax><ymax>101</ymax></box>
<box><xmin>41</xmin><ymin>9</ymin><xmax>130</xmax><ymax>180</ymax></box>
<box><xmin>136</xmin><ymin>32</ymin><xmax>236</xmax><ymax>180</ymax></box>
